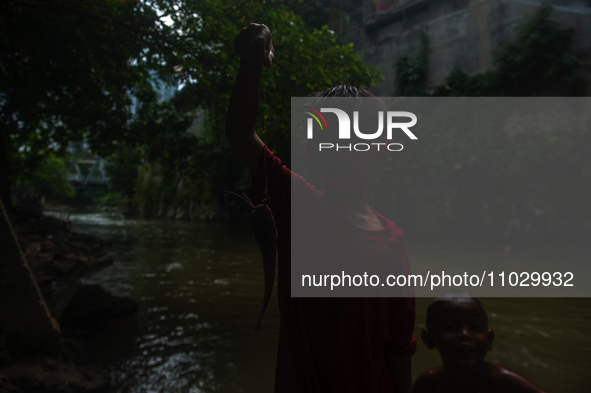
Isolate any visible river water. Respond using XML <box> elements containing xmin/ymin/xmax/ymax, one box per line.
<box><xmin>57</xmin><ymin>212</ymin><xmax>590</xmax><ymax>393</ymax></box>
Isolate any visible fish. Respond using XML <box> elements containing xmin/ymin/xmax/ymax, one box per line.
<box><xmin>228</xmin><ymin>191</ymin><xmax>277</xmax><ymax>330</ymax></box>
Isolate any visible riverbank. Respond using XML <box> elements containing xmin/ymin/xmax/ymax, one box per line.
<box><xmin>0</xmin><ymin>207</ymin><xmax>139</xmax><ymax>392</ymax></box>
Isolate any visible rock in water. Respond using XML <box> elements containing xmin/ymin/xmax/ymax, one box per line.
<box><xmin>60</xmin><ymin>284</ymin><xmax>138</xmax><ymax>327</ymax></box>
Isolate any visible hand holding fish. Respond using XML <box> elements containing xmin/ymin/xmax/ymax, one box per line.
<box><xmin>228</xmin><ymin>191</ymin><xmax>277</xmax><ymax>331</ymax></box>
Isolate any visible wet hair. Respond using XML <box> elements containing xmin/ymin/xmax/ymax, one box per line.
<box><xmin>311</xmin><ymin>85</ymin><xmax>377</xmax><ymax>98</ymax></box>
<box><xmin>306</xmin><ymin>85</ymin><xmax>387</xmax><ymax>147</ymax></box>
<box><xmin>426</xmin><ymin>291</ymin><xmax>488</xmax><ymax>330</ymax></box>
<box><xmin>307</xmin><ymin>85</ymin><xmax>386</xmax><ymax>132</ymax></box>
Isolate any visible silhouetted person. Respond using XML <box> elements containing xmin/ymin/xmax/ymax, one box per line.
<box><xmin>226</xmin><ymin>23</ymin><xmax>415</xmax><ymax>392</ymax></box>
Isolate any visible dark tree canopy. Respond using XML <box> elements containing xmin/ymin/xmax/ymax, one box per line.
<box><xmin>1</xmin><ymin>0</ymin><xmax>383</xmax><ymax>208</ymax></box>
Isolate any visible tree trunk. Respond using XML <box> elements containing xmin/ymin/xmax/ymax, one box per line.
<box><xmin>0</xmin><ymin>199</ymin><xmax>61</xmax><ymax>354</ymax></box>
<box><xmin>0</xmin><ymin>126</ymin><xmax>12</xmax><ymax>210</ymax></box>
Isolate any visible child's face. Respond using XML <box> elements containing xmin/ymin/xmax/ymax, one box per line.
<box><xmin>423</xmin><ymin>301</ymin><xmax>493</xmax><ymax>368</ymax></box>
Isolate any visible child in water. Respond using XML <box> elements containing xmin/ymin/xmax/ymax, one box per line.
<box><xmin>413</xmin><ymin>292</ymin><xmax>548</xmax><ymax>393</ymax></box>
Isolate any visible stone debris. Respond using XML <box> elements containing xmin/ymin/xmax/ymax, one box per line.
<box><xmin>1</xmin><ymin>207</ymin><xmax>138</xmax><ymax>392</ymax></box>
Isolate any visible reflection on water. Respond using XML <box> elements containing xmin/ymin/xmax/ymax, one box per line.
<box><xmin>57</xmin><ymin>212</ymin><xmax>590</xmax><ymax>393</ymax></box>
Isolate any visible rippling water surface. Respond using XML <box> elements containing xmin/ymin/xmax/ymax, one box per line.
<box><xmin>56</xmin><ymin>212</ymin><xmax>590</xmax><ymax>393</ymax></box>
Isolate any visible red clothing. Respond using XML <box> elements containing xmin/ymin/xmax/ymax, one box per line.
<box><xmin>252</xmin><ymin>145</ymin><xmax>416</xmax><ymax>392</ymax></box>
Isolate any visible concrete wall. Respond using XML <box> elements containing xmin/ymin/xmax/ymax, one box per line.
<box><xmin>347</xmin><ymin>0</ymin><xmax>591</xmax><ymax>95</ymax></box>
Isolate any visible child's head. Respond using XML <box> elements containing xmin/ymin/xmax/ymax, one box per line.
<box><xmin>421</xmin><ymin>291</ymin><xmax>494</xmax><ymax>369</ymax></box>
<box><xmin>302</xmin><ymin>85</ymin><xmax>388</xmax><ymax>193</ymax></box>
<box><xmin>311</xmin><ymin>85</ymin><xmax>377</xmax><ymax>99</ymax></box>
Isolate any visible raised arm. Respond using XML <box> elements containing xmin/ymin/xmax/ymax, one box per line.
<box><xmin>225</xmin><ymin>23</ymin><xmax>274</xmax><ymax>176</ymax></box>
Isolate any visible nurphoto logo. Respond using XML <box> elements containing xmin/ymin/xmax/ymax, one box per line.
<box><xmin>303</xmin><ymin>106</ymin><xmax>418</xmax><ymax>152</ymax></box>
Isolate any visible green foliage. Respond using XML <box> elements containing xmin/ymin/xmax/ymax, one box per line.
<box><xmin>387</xmin><ymin>4</ymin><xmax>588</xmax><ymax>237</ymax></box>
<box><xmin>2</xmin><ymin>0</ymin><xmax>383</xmax><ymax>212</ymax></box>
<box><xmin>74</xmin><ymin>189</ymin><xmax>109</xmax><ymax>206</ymax></box>
<box><xmin>432</xmin><ymin>2</ymin><xmax>580</xmax><ymax>97</ymax></box>
<box><xmin>15</xmin><ymin>154</ymin><xmax>75</xmax><ymax>204</ymax></box>
<box><xmin>96</xmin><ymin>191</ymin><xmax>125</xmax><ymax>208</ymax></box>
<box><xmin>395</xmin><ymin>30</ymin><xmax>429</xmax><ymax>96</ymax></box>
<box><xmin>104</xmin><ymin>145</ymin><xmax>143</xmax><ymax>198</ymax></box>
<box><xmin>431</xmin><ymin>68</ymin><xmax>498</xmax><ymax>97</ymax></box>
<box><xmin>1</xmin><ymin>0</ymin><xmax>200</xmax><ymax>190</ymax></box>
<box><xmin>396</xmin><ymin>3</ymin><xmax>580</xmax><ymax>98</ymax></box>
<box><xmin>492</xmin><ymin>2</ymin><xmax>579</xmax><ymax>96</ymax></box>
<box><xmin>292</xmin><ymin>0</ymin><xmax>361</xmax><ymax>31</ymax></box>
